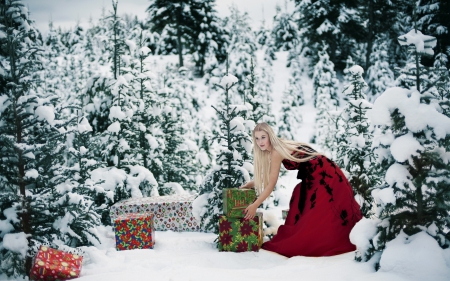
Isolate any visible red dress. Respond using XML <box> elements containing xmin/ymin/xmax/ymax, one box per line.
<box><xmin>262</xmin><ymin>153</ymin><xmax>362</xmax><ymax>257</ymax></box>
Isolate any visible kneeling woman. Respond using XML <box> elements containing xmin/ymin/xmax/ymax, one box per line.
<box><xmin>240</xmin><ymin>123</ymin><xmax>362</xmax><ymax>258</ymax></box>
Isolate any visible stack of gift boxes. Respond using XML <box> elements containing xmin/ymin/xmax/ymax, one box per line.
<box><xmin>110</xmin><ymin>194</ymin><xmax>201</xmax><ymax>251</ymax></box>
<box><xmin>26</xmin><ymin>189</ymin><xmax>263</xmax><ymax>280</ymax></box>
<box><xmin>218</xmin><ymin>188</ymin><xmax>263</xmax><ymax>252</ymax></box>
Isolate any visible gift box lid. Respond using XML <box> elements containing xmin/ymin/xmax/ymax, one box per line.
<box><xmin>112</xmin><ymin>194</ymin><xmax>197</xmax><ymax>208</ymax></box>
<box><xmin>115</xmin><ymin>212</ymin><xmax>154</xmax><ymax>221</ymax></box>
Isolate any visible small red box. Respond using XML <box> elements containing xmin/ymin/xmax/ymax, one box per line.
<box><xmin>114</xmin><ymin>213</ymin><xmax>155</xmax><ymax>250</ymax></box>
<box><xmin>29</xmin><ymin>245</ymin><xmax>83</xmax><ymax>280</ymax></box>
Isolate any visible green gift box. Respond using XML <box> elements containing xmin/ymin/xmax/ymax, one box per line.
<box><xmin>218</xmin><ymin>212</ymin><xmax>263</xmax><ymax>252</ymax></box>
<box><xmin>223</xmin><ymin>188</ymin><xmax>256</xmax><ymax>218</ymax></box>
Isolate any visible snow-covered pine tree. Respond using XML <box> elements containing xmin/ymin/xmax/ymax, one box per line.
<box><xmin>312</xmin><ymin>45</ymin><xmax>340</xmax><ymax>108</ymax></box>
<box><xmin>63</xmin><ymin>114</ymin><xmax>110</xmax><ymax>226</ymax></box>
<box><xmin>0</xmin><ymin>2</ymin><xmax>104</xmax><ymax>276</ymax></box>
<box><xmin>147</xmin><ymin>0</ymin><xmax>195</xmax><ymax>66</ymax></box>
<box><xmin>196</xmin><ymin>72</ymin><xmax>253</xmax><ymax>234</ymax></box>
<box><xmin>41</xmin><ymin>22</ymin><xmax>68</xmax><ymax>102</ymax></box>
<box><xmin>356</xmin><ymin>29</ymin><xmax>450</xmax><ymax>268</ymax></box>
<box><xmin>225</xmin><ymin>5</ymin><xmax>257</xmax><ymax>102</ymax></box>
<box><xmin>363</xmin><ymin>0</ymin><xmax>399</xmax><ymax>71</ymax></box>
<box><xmin>294</xmin><ymin>0</ymin><xmax>366</xmax><ymax>72</ymax></box>
<box><xmin>335</xmin><ymin>65</ymin><xmax>380</xmax><ymax>217</ymax></box>
<box><xmin>124</xmin><ymin>24</ymin><xmax>167</xmax><ymax>197</ymax></box>
<box><xmin>83</xmin><ymin>0</ymin><xmax>127</xmax><ymax>133</ymax></box>
<box><xmin>255</xmin><ymin>60</ymin><xmax>276</xmax><ymax>126</ymax></box>
<box><xmin>255</xmin><ymin>19</ymin><xmax>277</xmax><ymax>64</ymax></box>
<box><xmin>245</xmin><ymin>58</ymin><xmax>273</xmax><ymax>126</ymax></box>
<box><xmin>417</xmin><ymin>0</ymin><xmax>450</xmax><ymax>69</ymax></box>
<box><xmin>343</xmin><ymin>56</ymin><xmax>355</xmax><ymax>85</ymax></box>
<box><xmin>85</xmin><ymin>2</ymin><xmax>159</xmax><ymax>205</ymax></box>
<box><xmin>190</xmin><ymin>0</ymin><xmax>228</xmax><ymax>77</ymax></box>
<box><xmin>278</xmin><ymin>57</ymin><xmax>304</xmax><ymax>141</ymax></box>
<box><xmin>282</xmin><ymin>45</ymin><xmax>305</xmax><ymax>117</ymax></box>
<box><xmin>93</xmin><ymin>64</ymin><xmax>158</xmax><ymax>203</ymax></box>
<box><xmin>431</xmin><ymin>53</ymin><xmax>450</xmax><ymax>117</ymax></box>
<box><xmin>311</xmin><ymin>46</ymin><xmax>339</xmax><ymax>152</ymax></box>
<box><xmin>0</xmin><ymin>0</ymin><xmax>46</xmax><ymax>275</ymax></box>
<box><xmin>155</xmin><ymin>65</ymin><xmax>207</xmax><ymax>194</ymax></box>
<box><xmin>271</xmin><ymin>3</ymin><xmax>298</xmax><ymax>52</ymax></box>
<box><xmin>366</xmin><ymin>37</ymin><xmax>395</xmax><ymax>103</ymax></box>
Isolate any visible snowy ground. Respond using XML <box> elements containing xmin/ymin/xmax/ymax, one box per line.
<box><xmin>77</xmin><ymin>225</ymin><xmax>449</xmax><ymax>281</ymax></box>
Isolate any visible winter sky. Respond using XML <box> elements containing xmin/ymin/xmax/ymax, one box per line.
<box><xmin>21</xmin><ymin>0</ymin><xmax>295</xmax><ymax>35</ymax></box>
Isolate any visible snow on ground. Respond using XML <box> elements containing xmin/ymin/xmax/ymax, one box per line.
<box><xmin>76</xmin><ymin>225</ymin><xmax>449</xmax><ymax>281</ymax></box>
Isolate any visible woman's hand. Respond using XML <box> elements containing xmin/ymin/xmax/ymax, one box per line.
<box><xmin>244</xmin><ymin>202</ymin><xmax>258</xmax><ymax>220</ymax></box>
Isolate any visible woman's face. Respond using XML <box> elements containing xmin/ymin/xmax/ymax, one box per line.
<box><xmin>254</xmin><ymin>130</ymin><xmax>271</xmax><ymax>151</ymax></box>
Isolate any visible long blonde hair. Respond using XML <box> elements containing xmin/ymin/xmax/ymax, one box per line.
<box><xmin>252</xmin><ymin>122</ymin><xmax>321</xmax><ymax>195</ymax></box>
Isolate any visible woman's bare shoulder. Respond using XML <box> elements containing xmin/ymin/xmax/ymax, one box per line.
<box><xmin>271</xmin><ymin>149</ymin><xmax>283</xmax><ymax>162</ymax></box>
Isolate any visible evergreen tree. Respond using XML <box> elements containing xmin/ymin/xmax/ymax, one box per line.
<box><xmin>125</xmin><ymin>24</ymin><xmax>168</xmax><ymax>197</ymax></box>
<box><xmin>0</xmin><ymin>2</ymin><xmax>102</xmax><ymax>277</ymax></box>
<box><xmin>342</xmin><ymin>56</ymin><xmax>356</xmax><ymax>85</ymax></box>
<box><xmin>278</xmin><ymin>87</ymin><xmax>303</xmax><ymax>140</ymax></box>
<box><xmin>418</xmin><ymin>0</ymin><xmax>450</xmax><ymax>68</ymax></box>
<box><xmin>362</xmin><ymin>0</ymin><xmax>399</xmax><ymax>71</ymax></box>
<box><xmin>245</xmin><ymin>58</ymin><xmax>274</xmax><ymax>126</ymax></box>
<box><xmin>271</xmin><ymin>3</ymin><xmax>298</xmax><ymax>52</ymax></box>
<box><xmin>366</xmin><ymin>37</ymin><xmax>395</xmax><ymax>103</ymax></box>
<box><xmin>294</xmin><ymin>0</ymin><xmax>366</xmax><ymax>72</ymax></box>
<box><xmin>312</xmin><ymin>45</ymin><xmax>340</xmax><ymax>107</ymax></box>
<box><xmin>335</xmin><ymin>65</ymin><xmax>380</xmax><ymax>217</ymax></box>
<box><xmin>358</xmin><ymin>29</ymin><xmax>450</xmax><ymax>268</ymax></box>
<box><xmin>190</xmin><ymin>0</ymin><xmax>228</xmax><ymax>77</ymax></box>
<box><xmin>225</xmin><ymin>5</ymin><xmax>257</xmax><ymax>102</ymax></box>
<box><xmin>147</xmin><ymin>0</ymin><xmax>195</xmax><ymax>67</ymax></box>
<box><xmin>311</xmin><ymin>46</ymin><xmax>338</xmax><ymax>152</ymax></box>
<box><xmin>0</xmin><ymin>0</ymin><xmax>45</xmax><ymax>275</ymax></box>
<box><xmin>196</xmin><ymin>72</ymin><xmax>253</xmax><ymax>234</ymax></box>
<box><xmin>431</xmin><ymin>53</ymin><xmax>450</xmax><ymax>117</ymax></box>
<box><xmin>82</xmin><ymin>0</ymin><xmax>127</xmax><ymax>133</ymax></box>
<box><xmin>255</xmin><ymin>19</ymin><xmax>277</xmax><ymax>64</ymax></box>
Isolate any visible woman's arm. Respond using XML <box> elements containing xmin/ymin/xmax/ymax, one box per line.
<box><xmin>244</xmin><ymin>150</ymin><xmax>283</xmax><ymax>220</ymax></box>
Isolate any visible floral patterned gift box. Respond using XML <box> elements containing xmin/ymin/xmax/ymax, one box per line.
<box><xmin>218</xmin><ymin>212</ymin><xmax>263</xmax><ymax>252</ymax></box>
<box><xmin>222</xmin><ymin>188</ymin><xmax>256</xmax><ymax>218</ymax></box>
<box><xmin>29</xmin><ymin>245</ymin><xmax>83</xmax><ymax>281</ymax></box>
<box><xmin>110</xmin><ymin>194</ymin><xmax>200</xmax><ymax>232</ymax></box>
<box><xmin>114</xmin><ymin>213</ymin><xmax>155</xmax><ymax>251</ymax></box>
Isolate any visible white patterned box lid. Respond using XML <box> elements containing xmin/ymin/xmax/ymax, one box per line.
<box><xmin>110</xmin><ymin>194</ymin><xmax>201</xmax><ymax>232</ymax></box>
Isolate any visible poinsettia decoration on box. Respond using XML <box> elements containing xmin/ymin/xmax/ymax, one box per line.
<box><xmin>218</xmin><ymin>212</ymin><xmax>263</xmax><ymax>252</ymax></box>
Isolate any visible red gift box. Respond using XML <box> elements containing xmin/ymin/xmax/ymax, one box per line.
<box><xmin>29</xmin><ymin>245</ymin><xmax>83</xmax><ymax>281</ymax></box>
<box><xmin>114</xmin><ymin>213</ymin><xmax>155</xmax><ymax>250</ymax></box>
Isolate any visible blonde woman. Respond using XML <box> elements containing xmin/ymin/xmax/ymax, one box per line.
<box><xmin>240</xmin><ymin>122</ymin><xmax>362</xmax><ymax>257</ymax></box>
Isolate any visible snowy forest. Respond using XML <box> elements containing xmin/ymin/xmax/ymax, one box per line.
<box><xmin>0</xmin><ymin>0</ymin><xmax>449</xmax><ymax>279</ymax></box>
